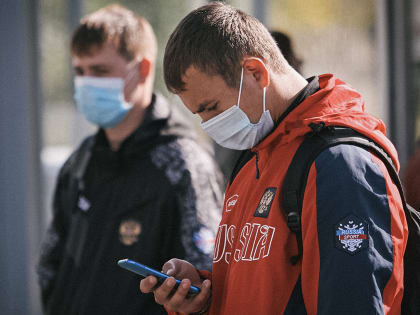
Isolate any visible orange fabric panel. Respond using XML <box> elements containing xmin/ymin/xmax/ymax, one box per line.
<box><xmin>371</xmin><ymin>153</ymin><xmax>408</xmax><ymax>315</ymax></box>
<box><xmin>301</xmin><ymin>164</ymin><xmax>320</xmax><ymax>315</ymax></box>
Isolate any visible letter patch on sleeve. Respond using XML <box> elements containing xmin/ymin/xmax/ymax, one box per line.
<box><xmin>335</xmin><ymin>214</ymin><xmax>369</xmax><ymax>255</ymax></box>
<box><xmin>254</xmin><ymin>187</ymin><xmax>276</xmax><ymax>218</ymax></box>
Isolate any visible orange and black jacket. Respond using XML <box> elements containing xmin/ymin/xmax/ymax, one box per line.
<box><xmin>172</xmin><ymin>75</ymin><xmax>408</xmax><ymax>315</ymax></box>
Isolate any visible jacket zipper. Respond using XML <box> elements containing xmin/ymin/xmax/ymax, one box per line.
<box><xmin>254</xmin><ymin>151</ymin><xmax>260</xmax><ymax>179</ymax></box>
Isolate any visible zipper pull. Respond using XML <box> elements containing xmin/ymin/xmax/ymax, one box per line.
<box><xmin>309</xmin><ymin>122</ymin><xmax>325</xmax><ymax>134</ymax></box>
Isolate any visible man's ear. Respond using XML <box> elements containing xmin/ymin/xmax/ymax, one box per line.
<box><xmin>138</xmin><ymin>58</ymin><xmax>151</xmax><ymax>83</ymax></box>
<box><xmin>242</xmin><ymin>57</ymin><xmax>269</xmax><ymax>89</ymax></box>
<box><xmin>124</xmin><ymin>58</ymin><xmax>152</xmax><ymax>100</ymax></box>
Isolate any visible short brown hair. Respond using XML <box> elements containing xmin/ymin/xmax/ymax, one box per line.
<box><xmin>164</xmin><ymin>2</ymin><xmax>287</xmax><ymax>94</ymax></box>
<box><xmin>71</xmin><ymin>4</ymin><xmax>157</xmax><ymax>62</ymax></box>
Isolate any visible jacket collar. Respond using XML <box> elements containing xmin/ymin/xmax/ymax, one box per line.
<box><xmin>253</xmin><ymin>74</ymin><xmax>399</xmax><ymax>170</ymax></box>
<box><xmin>92</xmin><ymin>93</ymin><xmax>194</xmax><ymax>159</ymax></box>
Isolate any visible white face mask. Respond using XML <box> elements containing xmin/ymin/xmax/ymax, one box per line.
<box><xmin>200</xmin><ymin>68</ymin><xmax>274</xmax><ymax>150</ymax></box>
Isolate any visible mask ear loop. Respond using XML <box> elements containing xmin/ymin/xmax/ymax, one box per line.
<box><xmin>263</xmin><ymin>86</ymin><xmax>267</xmax><ymax>112</ymax></box>
<box><xmin>237</xmin><ymin>67</ymin><xmax>244</xmax><ymax>108</ymax></box>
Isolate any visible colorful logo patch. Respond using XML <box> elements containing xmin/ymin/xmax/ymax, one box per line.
<box><xmin>254</xmin><ymin>187</ymin><xmax>277</xmax><ymax>218</ymax></box>
<box><xmin>335</xmin><ymin>214</ymin><xmax>369</xmax><ymax>255</ymax></box>
<box><xmin>119</xmin><ymin>219</ymin><xmax>142</xmax><ymax>246</ymax></box>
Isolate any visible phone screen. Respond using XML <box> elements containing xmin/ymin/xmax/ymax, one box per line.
<box><xmin>117</xmin><ymin>259</ymin><xmax>201</xmax><ymax>295</ymax></box>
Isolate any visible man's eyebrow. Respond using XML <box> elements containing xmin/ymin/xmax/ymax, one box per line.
<box><xmin>195</xmin><ymin>100</ymin><xmax>215</xmax><ymax>114</ymax></box>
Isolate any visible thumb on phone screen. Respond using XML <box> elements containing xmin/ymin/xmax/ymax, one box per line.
<box><xmin>162</xmin><ymin>259</ymin><xmax>201</xmax><ymax>286</ymax></box>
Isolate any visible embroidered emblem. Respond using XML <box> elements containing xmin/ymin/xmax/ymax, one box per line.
<box><xmin>119</xmin><ymin>219</ymin><xmax>142</xmax><ymax>246</ymax></box>
<box><xmin>77</xmin><ymin>195</ymin><xmax>91</xmax><ymax>212</ymax></box>
<box><xmin>225</xmin><ymin>194</ymin><xmax>239</xmax><ymax>212</ymax></box>
<box><xmin>335</xmin><ymin>214</ymin><xmax>369</xmax><ymax>255</ymax></box>
<box><xmin>254</xmin><ymin>187</ymin><xmax>277</xmax><ymax>218</ymax></box>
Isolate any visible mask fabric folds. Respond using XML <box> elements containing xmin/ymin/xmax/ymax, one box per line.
<box><xmin>200</xmin><ymin>68</ymin><xmax>274</xmax><ymax>150</ymax></box>
<box><xmin>74</xmin><ymin>76</ymin><xmax>133</xmax><ymax>128</ymax></box>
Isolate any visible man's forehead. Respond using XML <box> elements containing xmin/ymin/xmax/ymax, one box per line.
<box><xmin>72</xmin><ymin>43</ymin><xmax>126</xmax><ymax>67</ymax></box>
<box><xmin>179</xmin><ymin>68</ymin><xmax>211</xmax><ymax>107</ymax></box>
<box><xmin>179</xmin><ymin>67</ymin><xmax>237</xmax><ymax>114</ymax></box>
<box><xmin>72</xmin><ymin>43</ymin><xmax>103</xmax><ymax>60</ymax></box>
<box><xmin>182</xmin><ymin>66</ymin><xmax>225</xmax><ymax>92</ymax></box>
<box><xmin>73</xmin><ymin>41</ymin><xmax>120</xmax><ymax>58</ymax></box>
<box><xmin>182</xmin><ymin>66</ymin><xmax>202</xmax><ymax>87</ymax></box>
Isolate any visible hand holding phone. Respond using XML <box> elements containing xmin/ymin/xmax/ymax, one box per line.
<box><xmin>117</xmin><ymin>259</ymin><xmax>201</xmax><ymax>295</ymax></box>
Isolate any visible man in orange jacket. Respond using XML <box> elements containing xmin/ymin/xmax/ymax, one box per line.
<box><xmin>140</xmin><ymin>2</ymin><xmax>408</xmax><ymax>314</ymax></box>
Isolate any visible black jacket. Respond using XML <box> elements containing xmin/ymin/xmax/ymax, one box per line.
<box><xmin>37</xmin><ymin>94</ymin><xmax>223</xmax><ymax>315</ymax></box>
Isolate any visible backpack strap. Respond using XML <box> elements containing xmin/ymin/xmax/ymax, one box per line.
<box><xmin>283</xmin><ymin>124</ymin><xmax>404</xmax><ymax>264</ymax></box>
<box><xmin>283</xmin><ymin>124</ymin><xmax>420</xmax><ymax>313</ymax></box>
<box><xmin>64</xmin><ymin>137</ymin><xmax>94</xmax><ymax>213</ymax></box>
<box><xmin>229</xmin><ymin>150</ymin><xmax>255</xmax><ymax>185</ymax></box>
<box><xmin>63</xmin><ymin>137</ymin><xmax>94</xmax><ymax>266</ymax></box>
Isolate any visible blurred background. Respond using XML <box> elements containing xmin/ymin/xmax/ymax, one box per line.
<box><xmin>1</xmin><ymin>0</ymin><xmax>419</xmax><ymax>314</ymax></box>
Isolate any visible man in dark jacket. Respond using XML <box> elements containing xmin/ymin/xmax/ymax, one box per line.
<box><xmin>37</xmin><ymin>5</ymin><xmax>223</xmax><ymax>315</ymax></box>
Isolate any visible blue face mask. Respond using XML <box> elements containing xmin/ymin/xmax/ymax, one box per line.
<box><xmin>74</xmin><ymin>76</ymin><xmax>133</xmax><ymax>128</ymax></box>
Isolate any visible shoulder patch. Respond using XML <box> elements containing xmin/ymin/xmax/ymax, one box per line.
<box><xmin>335</xmin><ymin>214</ymin><xmax>369</xmax><ymax>255</ymax></box>
<box><xmin>254</xmin><ymin>187</ymin><xmax>277</xmax><ymax>218</ymax></box>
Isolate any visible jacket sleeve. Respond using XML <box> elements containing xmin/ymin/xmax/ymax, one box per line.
<box><xmin>36</xmin><ymin>164</ymin><xmax>71</xmax><ymax>309</ymax></box>
<box><xmin>152</xmin><ymin>138</ymin><xmax>223</xmax><ymax>271</ymax></box>
<box><xmin>173</xmin><ymin>139</ymin><xmax>223</xmax><ymax>271</ymax></box>
<box><xmin>300</xmin><ymin>144</ymin><xmax>407</xmax><ymax>315</ymax></box>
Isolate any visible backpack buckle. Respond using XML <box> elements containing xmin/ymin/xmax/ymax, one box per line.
<box><xmin>309</xmin><ymin>122</ymin><xmax>325</xmax><ymax>134</ymax></box>
<box><xmin>287</xmin><ymin>212</ymin><xmax>301</xmax><ymax>233</ymax></box>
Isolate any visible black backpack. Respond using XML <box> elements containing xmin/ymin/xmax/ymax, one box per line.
<box><xmin>283</xmin><ymin>123</ymin><xmax>420</xmax><ymax>315</ymax></box>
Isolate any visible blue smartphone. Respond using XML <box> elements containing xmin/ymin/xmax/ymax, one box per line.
<box><xmin>117</xmin><ymin>259</ymin><xmax>201</xmax><ymax>295</ymax></box>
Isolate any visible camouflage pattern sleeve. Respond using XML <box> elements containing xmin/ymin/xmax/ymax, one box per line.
<box><xmin>151</xmin><ymin>138</ymin><xmax>223</xmax><ymax>270</ymax></box>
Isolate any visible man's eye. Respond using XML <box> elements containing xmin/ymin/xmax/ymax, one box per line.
<box><xmin>74</xmin><ymin>68</ymin><xmax>83</xmax><ymax>75</ymax></box>
<box><xmin>207</xmin><ymin>103</ymin><xmax>218</xmax><ymax>111</ymax></box>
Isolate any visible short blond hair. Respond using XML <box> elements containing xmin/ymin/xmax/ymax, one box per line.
<box><xmin>71</xmin><ymin>4</ymin><xmax>157</xmax><ymax>62</ymax></box>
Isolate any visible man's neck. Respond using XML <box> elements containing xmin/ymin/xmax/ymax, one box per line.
<box><xmin>104</xmin><ymin>93</ymin><xmax>152</xmax><ymax>151</ymax></box>
<box><xmin>267</xmin><ymin>70</ymin><xmax>308</xmax><ymax>122</ymax></box>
